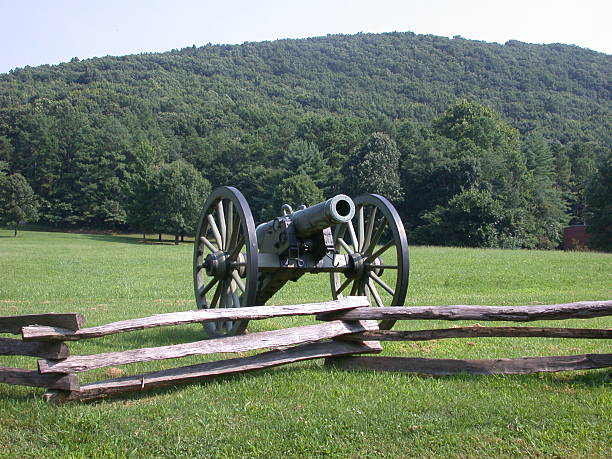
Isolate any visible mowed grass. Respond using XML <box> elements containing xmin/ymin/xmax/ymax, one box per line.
<box><xmin>0</xmin><ymin>229</ymin><xmax>610</xmax><ymax>458</ymax></box>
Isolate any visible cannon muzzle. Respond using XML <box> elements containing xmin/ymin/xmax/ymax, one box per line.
<box><xmin>289</xmin><ymin>194</ymin><xmax>355</xmax><ymax>237</ymax></box>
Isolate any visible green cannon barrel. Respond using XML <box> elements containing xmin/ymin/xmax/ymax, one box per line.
<box><xmin>289</xmin><ymin>194</ymin><xmax>355</xmax><ymax>237</ymax></box>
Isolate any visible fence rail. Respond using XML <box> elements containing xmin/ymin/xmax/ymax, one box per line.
<box><xmin>37</xmin><ymin>320</ymin><xmax>377</xmax><ymax>374</ymax></box>
<box><xmin>326</xmin><ymin>354</ymin><xmax>612</xmax><ymax>375</ymax></box>
<box><xmin>0</xmin><ymin>312</ymin><xmax>84</xmax><ymax>334</ymax></box>
<box><xmin>1</xmin><ymin>298</ymin><xmax>610</xmax><ymax>403</ymax></box>
<box><xmin>318</xmin><ymin>301</ymin><xmax>612</xmax><ymax>322</ymax></box>
<box><xmin>44</xmin><ymin>340</ymin><xmax>382</xmax><ymax>403</ymax></box>
<box><xmin>0</xmin><ymin>337</ymin><xmax>69</xmax><ymax>359</ymax></box>
<box><xmin>21</xmin><ymin>297</ymin><xmax>367</xmax><ymax>341</ymax></box>
<box><xmin>342</xmin><ymin>326</ymin><xmax>612</xmax><ymax>342</ymax></box>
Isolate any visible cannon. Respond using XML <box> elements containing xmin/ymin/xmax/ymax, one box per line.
<box><xmin>193</xmin><ymin>186</ymin><xmax>409</xmax><ymax>337</ymax></box>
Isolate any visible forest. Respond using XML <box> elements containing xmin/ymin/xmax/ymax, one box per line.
<box><xmin>0</xmin><ymin>31</ymin><xmax>610</xmax><ymax>250</ymax></box>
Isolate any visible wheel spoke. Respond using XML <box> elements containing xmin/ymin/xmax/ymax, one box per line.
<box><xmin>217</xmin><ymin>201</ymin><xmax>227</xmax><ymax>249</ymax></box>
<box><xmin>231</xmin><ymin>288</ymin><xmax>240</xmax><ymax>308</ymax></box>
<box><xmin>226</xmin><ymin>201</ymin><xmax>234</xmax><ymax>250</ymax></box>
<box><xmin>349</xmin><ymin>281</ymin><xmax>359</xmax><ymax>296</ymax></box>
<box><xmin>240</xmin><ymin>291</ymin><xmax>247</xmax><ymax>307</ymax></box>
<box><xmin>363</xmin><ymin>207</ymin><xmax>377</xmax><ymax>252</ymax></box>
<box><xmin>228</xmin><ymin>217</ymin><xmax>241</xmax><ymax>253</ymax></box>
<box><xmin>367</xmin><ymin>264</ymin><xmax>398</xmax><ymax>270</ymax></box>
<box><xmin>335</xmin><ymin>276</ymin><xmax>353</xmax><ymax>296</ymax></box>
<box><xmin>337</xmin><ymin>237</ymin><xmax>354</xmax><ymax>254</ymax></box>
<box><xmin>366</xmin><ymin>279</ymin><xmax>384</xmax><ymax>307</ymax></box>
<box><xmin>357</xmin><ymin>206</ymin><xmax>365</xmax><ymax>251</ymax></box>
<box><xmin>222</xmin><ymin>286</ymin><xmax>231</xmax><ymax>307</ymax></box>
<box><xmin>231</xmin><ymin>270</ymin><xmax>246</xmax><ymax>293</ymax></box>
<box><xmin>199</xmin><ymin>236</ymin><xmax>217</xmax><ymax>253</ymax></box>
<box><xmin>224</xmin><ymin>282</ymin><xmax>234</xmax><ymax>329</ymax></box>
<box><xmin>334</xmin><ymin>223</ymin><xmax>347</xmax><ymax>241</ymax></box>
<box><xmin>365</xmin><ymin>217</ymin><xmax>387</xmax><ymax>256</ymax></box>
<box><xmin>210</xmin><ymin>280</ymin><xmax>224</xmax><ymax>307</ymax></box>
<box><xmin>367</xmin><ymin>240</ymin><xmax>395</xmax><ymax>261</ymax></box>
<box><xmin>369</xmin><ymin>272</ymin><xmax>395</xmax><ymax>296</ymax></box>
<box><xmin>198</xmin><ymin>278</ymin><xmax>218</xmax><ymax>297</ymax></box>
<box><xmin>207</xmin><ymin>214</ymin><xmax>223</xmax><ymax>248</ymax></box>
<box><xmin>230</xmin><ymin>235</ymin><xmax>245</xmax><ymax>260</ymax></box>
<box><xmin>347</xmin><ymin>220</ymin><xmax>359</xmax><ymax>253</ymax></box>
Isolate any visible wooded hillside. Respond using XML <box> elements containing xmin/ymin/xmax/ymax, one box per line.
<box><xmin>0</xmin><ymin>32</ymin><xmax>610</xmax><ymax>248</ymax></box>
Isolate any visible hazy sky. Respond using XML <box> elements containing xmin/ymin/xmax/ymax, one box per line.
<box><xmin>1</xmin><ymin>0</ymin><xmax>610</xmax><ymax>74</ymax></box>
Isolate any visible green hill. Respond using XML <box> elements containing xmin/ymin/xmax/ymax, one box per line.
<box><xmin>0</xmin><ymin>32</ymin><xmax>610</xmax><ymax>247</ymax></box>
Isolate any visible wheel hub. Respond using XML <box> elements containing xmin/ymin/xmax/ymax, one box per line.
<box><xmin>203</xmin><ymin>251</ymin><xmax>230</xmax><ymax>280</ymax></box>
<box><xmin>347</xmin><ymin>252</ymin><xmax>367</xmax><ymax>280</ymax></box>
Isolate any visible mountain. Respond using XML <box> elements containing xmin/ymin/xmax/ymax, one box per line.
<box><xmin>0</xmin><ymin>31</ymin><xmax>610</xmax><ymax>247</ymax></box>
<box><xmin>2</xmin><ymin>32</ymin><xmax>610</xmax><ymax>142</ymax></box>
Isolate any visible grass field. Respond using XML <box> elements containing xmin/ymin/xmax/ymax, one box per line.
<box><xmin>0</xmin><ymin>229</ymin><xmax>610</xmax><ymax>458</ymax></box>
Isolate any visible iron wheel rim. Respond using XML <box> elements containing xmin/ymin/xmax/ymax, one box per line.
<box><xmin>193</xmin><ymin>186</ymin><xmax>258</xmax><ymax>337</ymax></box>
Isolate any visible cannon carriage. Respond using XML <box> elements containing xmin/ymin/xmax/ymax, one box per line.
<box><xmin>193</xmin><ymin>186</ymin><xmax>409</xmax><ymax>337</ymax></box>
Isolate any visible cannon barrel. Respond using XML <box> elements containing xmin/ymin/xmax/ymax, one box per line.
<box><xmin>289</xmin><ymin>194</ymin><xmax>355</xmax><ymax>237</ymax></box>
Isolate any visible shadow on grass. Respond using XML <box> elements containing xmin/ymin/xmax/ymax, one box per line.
<box><xmin>335</xmin><ymin>365</ymin><xmax>611</xmax><ymax>387</ymax></box>
<box><xmin>33</xmin><ymin>363</ymin><xmax>612</xmax><ymax>406</ymax></box>
<box><xmin>79</xmin><ymin>234</ymin><xmax>153</xmax><ymax>245</ymax></box>
<box><xmin>2</xmin><ymin>355</ymin><xmax>608</xmax><ymax>405</ymax></box>
<box><xmin>3</xmin><ymin>226</ymin><xmax>194</xmax><ymax>246</ymax></box>
<box><xmin>536</xmin><ymin>367</ymin><xmax>611</xmax><ymax>387</ymax></box>
<box><xmin>79</xmin><ymin>234</ymin><xmax>194</xmax><ymax>246</ymax></box>
<box><xmin>78</xmin><ymin>364</ymin><xmax>312</xmax><ymax>406</ymax></box>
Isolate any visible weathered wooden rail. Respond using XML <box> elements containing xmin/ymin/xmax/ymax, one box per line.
<box><xmin>1</xmin><ymin>298</ymin><xmax>380</xmax><ymax>401</ymax></box>
<box><xmin>320</xmin><ymin>300</ymin><xmax>612</xmax><ymax>375</ymax></box>
<box><xmin>1</xmin><ymin>298</ymin><xmax>610</xmax><ymax>403</ymax></box>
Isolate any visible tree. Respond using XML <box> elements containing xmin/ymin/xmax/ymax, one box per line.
<box><xmin>149</xmin><ymin>160</ymin><xmax>211</xmax><ymax>244</ymax></box>
<box><xmin>125</xmin><ymin>139</ymin><xmax>168</xmax><ymax>240</ymax></box>
<box><xmin>126</xmin><ymin>171</ymin><xmax>157</xmax><ymax>240</ymax></box>
<box><xmin>271</xmin><ymin>175</ymin><xmax>324</xmax><ymax>215</ymax></box>
<box><xmin>234</xmin><ymin>165</ymin><xmax>284</xmax><ymax>222</ymax></box>
<box><xmin>0</xmin><ymin>136</ymin><xmax>13</xmax><ymax>164</ymax></box>
<box><xmin>553</xmin><ymin>142</ymin><xmax>599</xmax><ymax>225</ymax></box>
<box><xmin>400</xmin><ymin>131</ymin><xmax>481</xmax><ymax>228</ymax></box>
<box><xmin>413</xmin><ymin>189</ymin><xmax>520</xmax><ymax>248</ymax></box>
<box><xmin>434</xmin><ymin>100</ymin><xmax>519</xmax><ymax>153</ymax></box>
<box><xmin>522</xmin><ymin>132</ymin><xmax>568</xmax><ymax>248</ymax></box>
<box><xmin>296</xmin><ymin>115</ymin><xmax>367</xmax><ymax>194</ymax></box>
<box><xmin>432</xmin><ymin>101</ymin><xmax>540</xmax><ymax>247</ymax></box>
<box><xmin>0</xmin><ymin>172</ymin><xmax>40</xmax><ymax>236</ymax></box>
<box><xmin>345</xmin><ymin>132</ymin><xmax>402</xmax><ymax>200</ymax></box>
<box><xmin>280</xmin><ymin>139</ymin><xmax>331</xmax><ymax>189</ymax></box>
<box><xmin>585</xmin><ymin>153</ymin><xmax>612</xmax><ymax>252</ymax></box>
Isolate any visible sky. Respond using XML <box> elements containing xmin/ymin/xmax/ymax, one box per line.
<box><xmin>0</xmin><ymin>0</ymin><xmax>610</xmax><ymax>74</ymax></box>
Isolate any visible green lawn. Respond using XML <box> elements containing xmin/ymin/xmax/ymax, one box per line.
<box><xmin>1</xmin><ymin>229</ymin><xmax>610</xmax><ymax>458</ymax></box>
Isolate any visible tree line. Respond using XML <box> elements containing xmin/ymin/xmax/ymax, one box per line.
<box><xmin>0</xmin><ymin>32</ymin><xmax>610</xmax><ymax>250</ymax></box>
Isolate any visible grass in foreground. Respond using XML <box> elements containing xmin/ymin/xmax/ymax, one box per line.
<box><xmin>0</xmin><ymin>229</ymin><xmax>610</xmax><ymax>458</ymax></box>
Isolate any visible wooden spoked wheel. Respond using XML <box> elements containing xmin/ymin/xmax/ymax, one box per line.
<box><xmin>193</xmin><ymin>186</ymin><xmax>258</xmax><ymax>338</ymax></box>
<box><xmin>330</xmin><ymin>194</ymin><xmax>409</xmax><ymax>330</ymax></box>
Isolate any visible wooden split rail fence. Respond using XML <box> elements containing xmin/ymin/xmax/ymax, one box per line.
<box><xmin>1</xmin><ymin>298</ymin><xmax>610</xmax><ymax>403</ymax></box>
